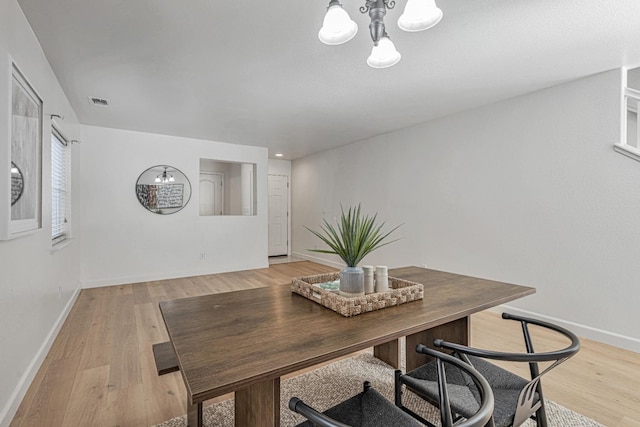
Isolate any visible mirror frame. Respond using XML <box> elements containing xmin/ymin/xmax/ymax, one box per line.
<box><xmin>135</xmin><ymin>165</ymin><xmax>191</xmax><ymax>215</ymax></box>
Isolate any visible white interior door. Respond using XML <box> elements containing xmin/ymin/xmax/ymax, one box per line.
<box><xmin>268</xmin><ymin>174</ymin><xmax>288</xmax><ymax>256</ymax></box>
<box><xmin>200</xmin><ymin>173</ymin><xmax>224</xmax><ymax>215</ymax></box>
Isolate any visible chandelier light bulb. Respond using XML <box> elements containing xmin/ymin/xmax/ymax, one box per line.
<box><xmin>367</xmin><ymin>36</ymin><xmax>401</xmax><ymax>68</ymax></box>
<box><xmin>398</xmin><ymin>0</ymin><xmax>443</xmax><ymax>32</ymax></box>
<box><xmin>155</xmin><ymin>167</ymin><xmax>175</xmax><ymax>184</ymax></box>
<box><xmin>318</xmin><ymin>3</ymin><xmax>358</xmax><ymax>45</ymax></box>
<box><xmin>11</xmin><ymin>166</ymin><xmax>19</xmax><ymax>174</ymax></box>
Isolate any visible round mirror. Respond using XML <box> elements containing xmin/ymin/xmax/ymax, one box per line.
<box><xmin>135</xmin><ymin>165</ymin><xmax>191</xmax><ymax>215</ymax></box>
<box><xmin>11</xmin><ymin>161</ymin><xmax>24</xmax><ymax>206</ymax></box>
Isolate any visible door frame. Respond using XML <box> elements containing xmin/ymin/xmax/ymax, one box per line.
<box><xmin>199</xmin><ymin>172</ymin><xmax>225</xmax><ymax>216</ymax></box>
<box><xmin>268</xmin><ymin>173</ymin><xmax>290</xmax><ymax>257</ymax></box>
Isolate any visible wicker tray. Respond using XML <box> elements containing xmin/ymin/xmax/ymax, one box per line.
<box><xmin>291</xmin><ymin>272</ymin><xmax>423</xmax><ymax>317</ymax></box>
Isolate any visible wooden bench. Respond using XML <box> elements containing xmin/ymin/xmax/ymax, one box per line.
<box><xmin>152</xmin><ymin>341</ymin><xmax>179</xmax><ymax>375</ymax></box>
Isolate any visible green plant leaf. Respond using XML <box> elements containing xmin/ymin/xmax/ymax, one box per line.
<box><xmin>305</xmin><ymin>203</ymin><xmax>403</xmax><ymax>267</ymax></box>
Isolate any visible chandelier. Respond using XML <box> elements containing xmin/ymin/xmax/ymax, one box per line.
<box><xmin>318</xmin><ymin>0</ymin><xmax>443</xmax><ymax>68</ymax></box>
<box><xmin>155</xmin><ymin>167</ymin><xmax>175</xmax><ymax>184</ymax></box>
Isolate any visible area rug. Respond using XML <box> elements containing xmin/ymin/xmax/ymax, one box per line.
<box><xmin>154</xmin><ymin>352</ymin><xmax>603</xmax><ymax>427</ymax></box>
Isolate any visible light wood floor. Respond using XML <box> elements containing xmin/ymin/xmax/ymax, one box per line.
<box><xmin>10</xmin><ymin>261</ymin><xmax>640</xmax><ymax>427</ymax></box>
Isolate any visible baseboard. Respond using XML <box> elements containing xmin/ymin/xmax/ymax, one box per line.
<box><xmin>0</xmin><ymin>288</ymin><xmax>81</xmax><ymax>427</ymax></box>
<box><xmin>495</xmin><ymin>305</ymin><xmax>640</xmax><ymax>354</ymax></box>
<box><xmin>291</xmin><ymin>251</ymin><xmax>343</xmax><ymax>269</ymax></box>
<box><xmin>81</xmin><ymin>262</ymin><xmax>269</xmax><ymax>288</ymax></box>
<box><xmin>82</xmin><ymin>271</ymin><xmax>212</xmax><ymax>288</ymax></box>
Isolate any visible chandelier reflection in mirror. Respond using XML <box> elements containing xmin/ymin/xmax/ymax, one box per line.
<box><xmin>155</xmin><ymin>167</ymin><xmax>175</xmax><ymax>184</ymax></box>
<box><xmin>318</xmin><ymin>0</ymin><xmax>442</xmax><ymax>68</ymax></box>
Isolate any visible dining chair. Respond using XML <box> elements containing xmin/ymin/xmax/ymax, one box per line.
<box><xmin>289</xmin><ymin>346</ymin><xmax>495</xmax><ymax>427</ymax></box>
<box><xmin>395</xmin><ymin>313</ymin><xmax>581</xmax><ymax>427</ymax></box>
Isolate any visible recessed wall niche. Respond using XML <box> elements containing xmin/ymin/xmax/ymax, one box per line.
<box><xmin>199</xmin><ymin>159</ymin><xmax>257</xmax><ymax>216</ymax></box>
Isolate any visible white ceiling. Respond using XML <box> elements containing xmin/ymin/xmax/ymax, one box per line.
<box><xmin>17</xmin><ymin>0</ymin><xmax>640</xmax><ymax>159</ymax></box>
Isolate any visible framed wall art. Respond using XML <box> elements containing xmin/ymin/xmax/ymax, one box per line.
<box><xmin>1</xmin><ymin>47</ymin><xmax>43</xmax><ymax>240</ymax></box>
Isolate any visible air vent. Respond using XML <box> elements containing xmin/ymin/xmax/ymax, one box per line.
<box><xmin>89</xmin><ymin>97</ymin><xmax>110</xmax><ymax>107</ymax></box>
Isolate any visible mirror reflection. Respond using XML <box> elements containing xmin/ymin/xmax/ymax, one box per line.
<box><xmin>135</xmin><ymin>165</ymin><xmax>191</xmax><ymax>215</ymax></box>
<box><xmin>199</xmin><ymin>159</ymin><xmax>257</xmax><ymax>216</ymax></box>
<box><xmin>10</xmin><ymin>161</ymin><xmax>24</xmax><ymax>206</ymax></box>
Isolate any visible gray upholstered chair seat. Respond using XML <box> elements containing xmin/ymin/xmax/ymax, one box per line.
<box><xmin>294</xmin><ymin>385</ymin><xmax>423</xmax><ymax>427</ymax></box>
<box><xmin>401</xmin><ymin>355</ymin><xmax>535</xmax><ymax>427</ymax></box>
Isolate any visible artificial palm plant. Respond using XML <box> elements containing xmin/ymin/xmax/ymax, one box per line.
<box><xmin>306</xmin><ymin>204</ymin><xmax>401</xmax><ymax>267</ymax></box>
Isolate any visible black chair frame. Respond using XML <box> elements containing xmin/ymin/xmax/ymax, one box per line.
<box><xmin>395</xmin><ymin>345</ymin><xmax>495</xmax><ymax>427</ymax></box>
<box><xmin>399</xmin><ymin>312</ymin><xmax>581</xmax><ymax>427</ymax></box>
<box><xmin>290</xmin><ymin>386</ymin><xmax>356</xmax><ymax>427</ymax></box>
<box><xmin>290</xmin><ymin>381</ymin><xmax>427</xmax><ymax>427</ymax></box>
<box><xmin>290</xmin><ymin>347</ymin><xmax>495</xmax><ymax>427</ymax></box>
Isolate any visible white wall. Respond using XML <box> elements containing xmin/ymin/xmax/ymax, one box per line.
<box><xmin>79</xmin><ymin>125</ymin><xmax>269</xmax><ymax>287</ymax></box>
<box><xmin>268</xmin><ymin>159</ymin><xmax>291</xmax><ymax>176</ymax></box>
<box><xmin>0</xmin><ymin>1</ymin><xmax>82</xmax><ymax>425</ymax></box>
<box><xmin>292</xmin><ymin>69</ymin><xmax>640</xmax><ymax>352</ymax></box>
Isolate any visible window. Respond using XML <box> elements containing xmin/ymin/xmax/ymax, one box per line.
<box><xmin>51</xmin><ymin>128</ymin><xmax>69</xmax><ymax>245</ymax></box>
<box><xmin>615</xmin><ymin>66</ymin><xmax>640</xmax><ymax>162</ymax></box>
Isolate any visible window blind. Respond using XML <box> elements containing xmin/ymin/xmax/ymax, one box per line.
<box><xmin>51</xmin><ymin>130</ymin><xmax>68</xmax><ymax>244</ymax></box>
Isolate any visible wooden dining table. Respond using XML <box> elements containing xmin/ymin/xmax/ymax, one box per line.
<box><xmin>159</xmin><ymin>266</ymin><xmax>535</xmax><ymax>427</ymax></box>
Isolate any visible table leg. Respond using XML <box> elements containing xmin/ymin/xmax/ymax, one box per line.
<box><xmin>405</xmin><ymin>316</ymin><xmax>470</xmax><ymax>372</ymax></box>
<box><xmin>374</xmin><ymin>338</ymin><xmax>400</xmax><ymax>368</ymax></box>
<box><xmin>187</xmin><ymin>401</ymin><xmax>203</xmax><ymax>427</ymax></box>
<box><xmin>235</xmin><ymin>377</ymin><xmax>281</xmax><ymax>427</ymax></box>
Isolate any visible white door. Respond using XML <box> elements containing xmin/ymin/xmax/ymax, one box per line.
<box><xmin>268</xmin><ymin>174</ymin><xmax>288</xmax><ymax>256</ymax></box>
<box><xmin>200</xmin><ymin>173</ymin><xmax>224</xmax><ymax>215</ymax></box>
